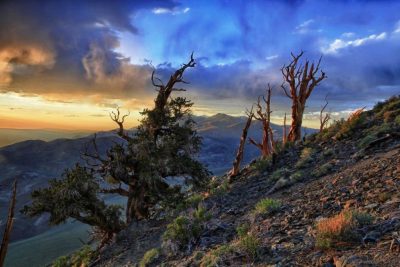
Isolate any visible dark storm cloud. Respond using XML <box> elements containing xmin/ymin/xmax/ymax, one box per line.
<box><xmin>0</xmin><ymin>0</ymin><xmax>177</xmax><ymax>100</ymax></box>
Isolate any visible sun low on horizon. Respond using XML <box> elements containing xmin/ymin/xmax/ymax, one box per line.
<box><xmin>0</xmin><ymin>0</ymin><xmax>399</xmax><ymax>131</ymax></box>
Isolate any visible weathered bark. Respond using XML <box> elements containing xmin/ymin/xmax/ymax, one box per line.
<box><xmin>249</xmin><ymin>85</ymin><xmax>275</xmax><ymax>158</ymax></box>
<box><xmin>229</xmin><ymin>107</ymin><xmax>254</xmax><ymax>179</ymax></box>
<box><xmin>281</xmin><ymin>51</ymin><xmax>327</xmax><ymax>141</ymax></box>
<box><xmin>282</xmin><ymin>113</ymin><xmax>287</xmax><ymax>145</ymax></box>
<box><xmin>152</xmin><ymin>52</ymin><xmax>195</xmax><ymax>112</ymax></box>
<box><xmin>0</xmin><ymin>179</ymin><xmax>17</xmax><ymax>267</ymax></box>
<box><xmin>319</xmin><ymin>96</ymin><xmax>331</xmax><ymax>132</ymax></box>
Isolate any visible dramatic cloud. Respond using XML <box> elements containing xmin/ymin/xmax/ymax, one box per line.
<box><xmin>0</xmin><ymin>0</ymin><xmax>177</xmax><ymax>102</ymax></box>
<box><xmin>1</xmin><ymin>0</ymin><xmax>400</xmax><ymax>130</ymax></box>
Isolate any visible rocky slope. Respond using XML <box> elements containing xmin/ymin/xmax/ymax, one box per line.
<box><xmin>91</xmin><ymin>96</ymin><xmax>400</xmax><ymax>266</ymax></box>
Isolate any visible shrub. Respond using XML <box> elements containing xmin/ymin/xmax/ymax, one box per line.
<box><xmin>236</xmin><ymin>224</ymin><xmax>250</xmax><ymax>238</ymax></box>
<box><xmin>254</xmin><ymin>198</ymin><xmax>282</xmax><ymax>215</ymax></box>
<box><xmin>317</xmin><ymin>119</ymin><xmax>344</xmax><ymax>141</ymax></box>
<box><xmin>395</xmin><ymin>115</ymin><xmax>400</xmax><ymax>125</ymax></box>
<box><xmin>357</xmin><ymin>123</ymin><xmax>393</xmax><ymax>148</ymax></box>
<box><xmin>311</xmin><ymin>163</ymin><xmax>333</xmax><ymax>177</ymax></box>
<box><xmin>209</xmin><ymin>179</ymin><xmax>229</xmax><ymax>196</ymax></box>
<box><xmin>315</xmin><ymin>210</ymin><xmax>371</xmax><ymax>249</ymax></box>
<box><xmin>52</xmin><ymin>256</ymin><xmax>69</xmax><ymax>267</ymax></box>
<box><xmin>251</xmin><ymin>157</ymin><xmax>273</xmax><ymax>173</ymax></box>
<box><xmin>177</xmin><ymin>193</ymin><xmax>204</xmax><ymax>211</ymax></box>
<box><xmin>163</xmin><ymin>216</ymin><xmax>193</xmax><ymax>246</ymax></box>
<box><xmin>139</xmin><ymin>248</ymin><xmax>160</xmax><ymax>267</ymax></box>
<box><xmin>238</xmin><ymin>233</ymin><xmax>260</xmax><ymax>260</ymax></box>
<box><xmin>163</xmin><ymin>206</ymin><xmax>211</xmax><ymax>251</ymax></box>
<box><xmin>52</xmin><ymin>245</ymin><xmax>94</xmax><ymax>267</ymax></box>
<box><xmin>352</xmin><ymin>211</ymin><xmax>374</xmax><ymax>226</ymax></box>
<box><xmin>335</xmin><ymin>109</ymin><xmax>367</xmax><ymax>140</ymax></box>
<box><xmin>322</xmin><ymin>148</ymin><xmax>334</xmax><ymax>158</ymax></box>
<box><xmin>199</xmin><ymin>245</ymin><xmax>233</xmax><ymax>267</ymax></box>
<box><xmin>295</xmin><ymin>147</ymin><xmax>315</xmax><ymax>168</ymax></box>
<box><xmin>270</xmin><ymin>168</ymin><xmax>290</xmax><ymax>182</ymax></box>
<box><xmin>289</xmin><ymin>170</ymin><xmax>306</xmax><ymax>182</ymax></box>
<box><xmin>376</xmin><ymin>96</ymin><xmax>400</xmax><ymax>117</ymax></box>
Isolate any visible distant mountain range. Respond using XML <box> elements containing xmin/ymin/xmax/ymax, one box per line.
<box><xmin>0</xmin><ymin>128</ymin><xmax>93</xmax><ymax>147</ymax></box>
<box><xmin>0</xmin><ymin>114</ymin><xmax>316</xmax><ymax>243</ymax></box>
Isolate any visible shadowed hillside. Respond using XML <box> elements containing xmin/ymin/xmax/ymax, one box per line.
<box><xmin>0</xmin><ymin>113</ymin><xmax>318</xmax><ymax>267</ymax></box>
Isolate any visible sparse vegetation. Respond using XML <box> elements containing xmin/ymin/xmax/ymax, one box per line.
<box><xmin>52</xmin><ymin>245</ymin><xmax>94</xmax><ymax>267</ymax></box>
<box><xmin>322</xmin><ymin>148</ymin><xmax>334</xmax><ymax>158</ymax></box>
<box><xmin>237</xmin><ymin>232</ymin><xmax>260</xmax><ymax>260</ymax></box>
<box><xmin>163</xmin><ymin>206</ymin><xmax>211</xmax><ymax>253</ymax></box>
<box><xmin>295</xmin><ymin>147</ymin><xmax>315</xmax><ymax>168</ymax></box>
<box><xmin>254</xmin><ymin>198</ymin><xmax>282</xmax><ymax>215</ymax></box>
<box><xmin>315</xmin><ymin>210</ymin><xmax>373</xmax><ymax>249</ymax></box>
<box><xmin>199</xmin><ymin>244</ymin><xmax>233</xmax><ymax>267</ymax></box>
<box><xmin>251</xmin><ymin>157</ymin><xmax>273</xmax><ymax>173</ymax></box>
<box><xmin>358</xmin><ymin>123</ymin><xmax>393</xmax><ymax>148</ymax></box>
<box><xmin>312</xmin><ymin>162</ymin><xmax>333</xmax><ymax>177</ymax></box>
<box><xmin>290</xmin><ymin>170</ymin><xmax>306</xmax><ymax>182</ymax></box>
<box><xmin>209</xmin><ymin>179</ymin><xmax>230</xmax><ymax>196</ymax></box>
<box><xmin>270</xmin><ymin>167</ymin><xmax>290</xmax><ymax>182</ymax></box>
<box><xmin>139</xmin><ymin>248</ymin><xmax>160</xmax><ymax>267</ymax></box>
<box><xmin>177</xmin><ymin>193</ymin><xmax>204</xmax><ymax>211</ymax></box>
<box><xmin>335</xmin><ymin>109</ymin><xmax>367</xmax><ymax>140</ymax></box>
<box><xmin>352</xmin><ymin>211</ymin><xmax>374</xmax><ymax>226</ymax></box>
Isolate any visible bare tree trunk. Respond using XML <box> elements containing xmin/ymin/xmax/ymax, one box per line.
<box><xmin>281</xmin><ymin>51</ymin><xmax>327</xmax><ymax>141</ymax></box>
<box><xmin>249</xmin><ymin>85</ymin><xmax>275</xmax><ymax>158</ymax></box>
<box><xmin>0</xmin><ymin>179</ymin><xmax>17</xmax><ymax>267</ymax></box>
<box><xmin>319</xmin><ymin>96</ymin><xmax>331</xmax><ymax>132</ymax></box>
<box><xmin>229</xmin><ymin>108</ymin><xmax>254</xmax><ymax>179</ymax></box>
<box><xmin>282</xmin><ymin>113</ymin><xmax>287</xmax><ymax>145</ymax></box>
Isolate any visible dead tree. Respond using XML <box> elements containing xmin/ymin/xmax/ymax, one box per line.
<box><xmin>0</xmin><ymin>179</ymin><xmax>17</xmax><ymax>267</ymax></box>
<box><xmin>229</xmin><ymin>107</ymin><xmax>254</xmax><ymax>179</ymax></box>
<box><xmin>282</xmin><ymin>113</ymin><xmax>287</xmax><ymax>145</ymax></box>
<box><xmin>249</xmin><ymin>84</ymin><xmax>275</xmax><ymax>158</ymax></box>
<box><xmin>319</xmin><ymin>96</ymin><xmax>331</xmax><ymax>132</ymax></box>
<box><xmin>281</xmin><ymin>51</ymin><xmax>327</xmax><ymax>141</ymax></box>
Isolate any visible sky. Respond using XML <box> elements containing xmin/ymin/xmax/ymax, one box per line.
<box><xmin>0</xmin><ymin>0</ymin><xmax>399</xmax><ymax>130</ymax></box>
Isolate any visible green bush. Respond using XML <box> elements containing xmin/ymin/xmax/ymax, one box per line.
<box><xmin>52</xmin><ymin>245</ymin><xmax>93</xmax><ymax>267</ymax></box>
<box><xmin>352</xmin><ymin>211</ymin><xmax>374</xmax><ymax>226</ymax></box>
<box><xmin>199</xmin><ymin>244</ymin><xmax>233</xmax><ymax>267</ymax></box>
<box><xmin>238</xmin><ymin>233</ymin><xmax>260</xmax><ymax>260</ymax></box>
<box><xmin>209</xmin><ymin>179</ymin><xmax>229</xmax><ymax>196</ymax></box>
<box><xmin>251</xmin><ymin>157</ymin><xmax>273</xmax><ymax>172</ymax></box>
<box><xmin>270</xmin><ymin>168</ymin><xmax>290</xmax><ymax>182</ymax></box>
<box><xmin>52</xmin><ymin>256</ymin><xmax>69</xmax><ymax>267</ymax></box>
<box><xmin>177</xmin><ymin>193</ymin><xmax>204</xmax><ymax>211</ymax></box>
<box><xmin>395</xmin><ymin>115</ymin><xmax>400</xmax><ymax>125</ymax></box>
<box><xmin>311</xmin><ymin>162</ymin><xmax>333</xmax><ymax>177</ymax></box>
<box><xmin>295</xmin><ymin>147</ymin><xmax>315</xmax><ymax>169</ymax></box>
<box><xmin>322</xmin><ymin>148</ymin><xmax>334</xmax><ymax>158</ymax></box>
<box><xmin>376</xmin><ymin>96</ymin><xmax>400</xmax><ymax>116</ymax></box>
<box><xmin>289</xmin><ymin>170</ymin><xmax>306</xmax><ymax>182</ymax></box>
<box><xmin>254</xmin><ymin>198</ymin><xmax>282</xmax><ymax>215</ymax></box>
<box><xmin>163</xmin><ymin>206</ymin><xmax>211</xmax><ymax>250</ymax></box>
<box><xmin>236</xmin><ymin>224</ymin><xmax>250</xmax><ymax>238</ymax></box>
<box><xmin>139</xmin><ymin>248</ymin><xmax>160</xmax><ymax>267</ymax></box>
<box><xmin>163</xmin><ymin>216</ymin><xmax>193</xmax><ymax>245</ymax></box>
<box><xmin>335</xmin><ymin>112</ymin><xmax>367</xmax><ymax>140</ymax></box>
<box><xmin>357</xmin><ymin>123</ymin><xmax>393</xmax><ymax>148</ymax></box>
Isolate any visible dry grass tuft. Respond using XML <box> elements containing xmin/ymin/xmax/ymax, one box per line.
<box><xmin>315</xmin><ymin>210</ymin><xmax>362</xmax><ymax>249</ymax></box>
